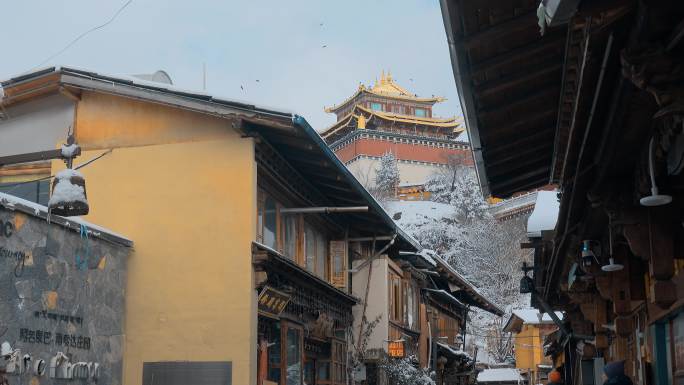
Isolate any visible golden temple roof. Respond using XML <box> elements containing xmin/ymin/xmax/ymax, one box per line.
<box><xmin>324</xmin><ymin>71</ymin><xmax>446</xmax><ymax>113</ymax></box>
<box><xmin>321</xmin><ymin>104</ymin><xmax>463</xmax><ymax>139</ymax></box>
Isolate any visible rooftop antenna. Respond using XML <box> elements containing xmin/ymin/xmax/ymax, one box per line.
<box><xmin>202</xmin><ymin>62</ymin><xmax>206</xmax><ymax>91</ymax></box>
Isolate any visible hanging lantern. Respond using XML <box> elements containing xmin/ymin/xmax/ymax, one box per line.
<box><xmin>48</xmin><ymin>169</ymin><xmax>89</xmax><ymax>216</ymax></box>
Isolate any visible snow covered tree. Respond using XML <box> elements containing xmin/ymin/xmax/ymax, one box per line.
<box><xmin>392</xmin><ymin>162</ymin><xmax>531</xmax><ymax>364</ymax></box>
<box><xmin>374</xmin><ymin>152</ymin><xmax>400</xmax><ymax>201</ymax></box>
<box><xmin>379</xmin><ymin>356</ymin><xmax>435</xmax><ymax>385</ymax></box>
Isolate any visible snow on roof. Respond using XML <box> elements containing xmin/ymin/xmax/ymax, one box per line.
<box><xmin>436</xmin><ymin>342</ymin><xmax>472</xmax><ymax>361</ymax></box>
<box><xmin>511</xmin><ymin>309</ymin><xmax>563</xmax><ymax>324</ymax></box>
<box><xmin>456</xmin><ymin>130</ymin><xmax>469</xmax><ymax>143</ymax></box>
<box><xmin>489</xmin><ymin>191</ymin><xmax>537</xmax><ymax>217</ymax></box>
<box><xmin>417</xmin><ymin>249</ymin><xmax>438</xmax><ymax>266</ymax></box>
<box><xmin>1</xmin><ymin>66</ymin><xmax>296</xmax><ymax>117</ymax></box>
<box><xmin>477</xmin><ymin>368</ymin><xmax>523</xmax><ymax>383</ymax></box>
<box><xmin>386</xmin><ymin>200</ymin><xmax>456</xmax><ymax>229</ymax></box>
<box><xmin>526</xmin><ymin>190</ymin><xmax>560</xmax><ymax>237</ymax></box>
<box><xmin>0</xmin><ymin>191</ymin><xmax>132</xmax><ymax>246</ymax></box>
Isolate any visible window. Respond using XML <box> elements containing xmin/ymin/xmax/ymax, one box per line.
<box><xmin>331</xmin><ymin>339</ymin><xmax>346</xmax><ymax>384</ymax></box>
<box><xmin>268</xmin><ymin>323</ymin><xmax>282</xmax><ymax>383</ymax></box>
<box><xmin>391</xmin><ymin>105</ymin><xmax>404</xmax><ymax>114</ymax></box>
<box><xmin>0</xmin><ymin>180</ymin><xmax>50</xmax><ymax>206</ymax></box>
<box><xmin>281</xmin><ymin>215</ymin><xmax>297</xmax><ymax>260</ymax></box>
<box><xmin>316</xmin><ymin>232</ymin><xmax>328</xmax><ymax>279</ymax></box>
<box><xmin>371</xmin><ymin>102</ymin><xmax>383</xmax><ymax>111</ymax></box>
<box><xmin>258</xmin><ymin>192</ymin><xmax>278</xmax><ymax>249</ymax></box>
<box><xmin>330</xmin><ymin>241</ymin><xmax>347</xmax><ymax>289</ymax></box>
<box><xmin>389</xmin><ymin>273</ymin><xmax>402</xmax><ymax>322</ymax></box>
<box><xmin>286</xmin><ymin>327</ymin><xmax>302</xmax><ymax>385</ymax></box>
<box><xmin>305</xmin><ymin>223</ymin><xmax>316</xmax><ymax>273</ymax></box>
<box><xmin>414</xmin><ymin>108</ymin><xmax>426</xmax><ymax>117</ymax></box>
<box><xmin>406</xmin><ymin>284</ymin><xmax>419</xmax><ymax>330</ymax></box>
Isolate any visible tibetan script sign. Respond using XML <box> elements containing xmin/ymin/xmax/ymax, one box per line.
<box><xmin>388</xmin><ymin>341</ymin><xmax>405</xmax><ymax>358</ymax></box>
<box><xmin>258</xmin><ymin>286</ymin><xmax>290</xmax><ymax>319</ymax></box>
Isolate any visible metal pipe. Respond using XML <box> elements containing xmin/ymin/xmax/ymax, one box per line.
<box><xmin>279</xmin><ymin>206</ymin><xmax>368</xmax><ymax>214</ymax></box>
<box><xmin>347</xmin><ymin>236</ymin><xmax>394</xmax><ymax>242</ymax></box>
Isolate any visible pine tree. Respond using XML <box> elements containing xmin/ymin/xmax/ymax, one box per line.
<box><xmin>374</xmin><ymin>152</ymin><xmax>400</xmax><ymax>201</ymax></box>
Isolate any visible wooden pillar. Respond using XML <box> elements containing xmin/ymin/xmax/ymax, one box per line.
<box><xmin>257</xmin><ymin>337</ymin><xmax>268</xmax><ymax>385</ymax></box>
<box><xmin>621</xmin><ymin>209</ymin><xmax>677</xmax><ymax>308</ymax></box>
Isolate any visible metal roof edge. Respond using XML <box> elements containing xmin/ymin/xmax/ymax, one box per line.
<box><xmin>439</xmin><ymin>0</ymin><xmax>492</xmax><ymax>198</ymax></box>
<box><xmin>292</xmin><ymin>115</ymin><xmax>421</xmax><ymax>251</ymax></box>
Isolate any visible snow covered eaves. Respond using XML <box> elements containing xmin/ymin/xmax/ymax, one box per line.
<box><xmin>504</xmin><ymin>308</ymin><xmax>564</xmax><ymax>333</ymax></box>
<box><xmin>0</xmin><ymin>192</ymin><xmax>132</xmax><ymax>247</ymax></box>
<box><xmin>423</xmin><ymin>288</ymin><xmax>466</xmax><ymax>309</ymax></box>
<box><xmin>436</xmin><ymin>342</ymin><xmax>472</xmax><ymax>361</ymax></box>
<box><xmin>477</xmin><ymin>368</ymin><xmax>523</xmax><ymax>383</ymax></box>
<box><xmin>489</xmin><ymin>191</ymin><xmax>537</xmax><ymax>218</ymax></box>
<box><xmin>526</xmin><ymin>190</ymin><xmax>560</xmax><ymax>237</ymax></box>
<box><xmin>511</xmin><ymin>308</ymin><xmax>564</xmax><ymax>324</ymax></box>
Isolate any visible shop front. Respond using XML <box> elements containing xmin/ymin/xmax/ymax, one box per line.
<box><xmin>254</xmin><ymin>243</ymin><xmax>356</xmax><ymax>385</ymax></box>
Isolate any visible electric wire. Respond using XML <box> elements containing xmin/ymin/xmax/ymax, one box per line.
<box><xmin>34</xmin><ymin>0</ymin><xmax>133</xmax><ymax>69</ymax></box>
<box><xmin>0</xmin><ymin>149</ymin><xmax>113</xmax><ymax>192</ymax></box>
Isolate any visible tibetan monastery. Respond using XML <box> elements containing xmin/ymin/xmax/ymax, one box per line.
<box><xmin>321</xmin><ymin>71</ymin><xmax>471</xmax><ymax>189</ymax></box>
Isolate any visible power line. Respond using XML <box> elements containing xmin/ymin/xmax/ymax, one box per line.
<box><xmin>0</xmin><ymin>149</ymin><xmax>113</xmax><ymax>192</ymax></box>
<box><xmin>34</xmin><ymin>0</ymin><xmax>133</xmax><ymax>69</ymax></box>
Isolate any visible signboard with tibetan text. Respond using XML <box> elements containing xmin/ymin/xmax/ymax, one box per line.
<box><xmin>258</xmin><ymin>286</ymin><xmax>290</xmax><ymax>319</ymax></box>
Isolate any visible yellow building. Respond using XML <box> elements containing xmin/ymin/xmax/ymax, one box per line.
<box><xmin>0</xmin><ymin>67</ymin><xmax>421</xmax><ymax>385</ymax></box>
<box><xmin>503</xmin><ymin>309</ymin><xmax>563</xmax><ymax>385</ymax></box>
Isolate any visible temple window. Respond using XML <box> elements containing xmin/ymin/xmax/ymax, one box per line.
<box><xmin>415</xmin><ymin>108</ymin><xmax>426</xmax><ymax>117</ymax></box>
<box><xmin>371</xmin><ymin>102</ymin><xmax>383</xmax><ymax>111</ymax></box>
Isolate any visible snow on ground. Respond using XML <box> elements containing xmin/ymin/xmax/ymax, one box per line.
<box><xmin>385</xmin><ymin>200</ymin><xmax>455</xmax><ymax>228</ymax></box>
<box><xmin>477</xmin><ymin>368</ymin><xmax>522</xmax><ymax>383</ymax></box>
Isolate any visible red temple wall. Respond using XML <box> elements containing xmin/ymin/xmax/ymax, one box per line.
<box><xmin>334</xmin><ymin>137</ymin><xmax>473</xmax><ymax>166</ymax></box>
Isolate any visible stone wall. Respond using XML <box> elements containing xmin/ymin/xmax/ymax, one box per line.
<box><xmin>0</xmin><ymin>207</ymin><xmax>130</xmax><ymax>385</ymax></box>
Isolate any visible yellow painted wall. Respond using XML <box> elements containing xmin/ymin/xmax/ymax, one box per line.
<box><xmin>54</xmin><ymin>92</ymin><xmax>258</xmax><ymax>385</ymax></box>
<box><xmin>513</xmin><ymin>324</ymin><xmax>549</xmax><ymax>384</ymax></box>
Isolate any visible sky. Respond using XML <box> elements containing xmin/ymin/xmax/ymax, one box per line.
<box><xmin>0</xmin><ymin>0</ymin><xmax>462</xmax><ymax>130</ymax></box>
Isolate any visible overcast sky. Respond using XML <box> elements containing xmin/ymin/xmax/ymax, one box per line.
<box><xmin>1</xmin><ymin>0</ymin><xmax>462</xmax><ymax>130</ymax></box>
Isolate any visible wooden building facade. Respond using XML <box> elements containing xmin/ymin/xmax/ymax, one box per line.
<box><xmin>442</xmin><ymin>1</ymin><xmax>684</xmax><ymax>384</ymax></box>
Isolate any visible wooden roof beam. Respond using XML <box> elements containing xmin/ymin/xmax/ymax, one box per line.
<box><xmin>480</xmin><ymin>87</ymin><xmax>560</xmax><ymax>116</ymax></box>
<box><xmin>487</xmin><ymin>144</ymin><xmax>554</xmax><ymax>170</ymax></box>
<box><xmin>475</xmin><ymin>63</ymin><xmax>563</xmax><ymax>98</ymax></box>
<box><xmin>461</xmin><ymin>10</ymin><xmax>538</xmax><ymax>49</ymax></box>
<box><xmin>490</xmin><ymin>166</ymin><xmax>551</xmax><ymax>191</ymax></box>
<box><xmin>489</xmin><ymin>154</ymin><xmax>553</xmax><ymax>178</ymax></box>
<box><xmin>471</xmin><ymin>30</ymin><xmax>567</xmax><ymax>75</ymax></box>
<box><xmin>484</xmin><ymin>124</ymin><xmax>556</xmax><ymax>157</ymax></box>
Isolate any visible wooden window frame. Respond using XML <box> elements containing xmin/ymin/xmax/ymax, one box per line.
<box><xmin>281</xmin><ymin>321</ymin><xmax>304</xmax><ymax>385</ymax></box>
